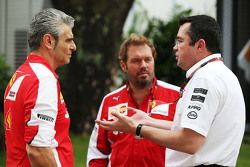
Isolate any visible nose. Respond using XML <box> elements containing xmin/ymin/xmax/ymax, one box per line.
<box><xmin>173</xmin><ymin>43</ymin><xmax>177</xmax><ymax>51</ymax></box>
<box><xmin>140</xmin><ymin>60</ymin><xmax>147</xmax><ymax>68</ymax></box>
<box><xmin>172</xmin><ymin>43</ymin><xmax>178</xmax><ymax>56</ymax></box>
<box><xmin>71</xmin><ymin>41</ymin><xmax>77</xmax><ymax>52</ymax></box>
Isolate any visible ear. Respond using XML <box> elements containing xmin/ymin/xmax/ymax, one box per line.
<box><xmin>42</xmin><ymin>34</ymin><xmax>56</xmax><ymax>49</ymax></box>
<box><xmin>120</xmin><ymin>60</ymin><xmax>127</xmax><ymax>73</ymax></box>
<box><xmin>197</xmin><ymin>39</ymin><xmax>206</xmax><ymax>50</ymax></box>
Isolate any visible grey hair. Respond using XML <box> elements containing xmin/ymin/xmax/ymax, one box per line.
<box><xmin>28</xmin><ymin>8</ymin><xmax>75</xmax><ymax>51</ymax></box>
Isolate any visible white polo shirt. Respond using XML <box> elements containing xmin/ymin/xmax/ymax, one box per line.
<box><xmin>166</xmin><ymin>54</ymin><xmax>245</xmax><ymax>166</ymax></box>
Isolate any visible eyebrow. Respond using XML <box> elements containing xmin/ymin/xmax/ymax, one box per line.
<box><xmin>175</xmin><ymin>36</ymin><xmax>183</xmax><ymax>40</ymax></box>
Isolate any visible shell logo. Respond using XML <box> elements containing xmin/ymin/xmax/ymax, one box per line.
<box><xmin>5</xmin><ymin>109</ymin><xmax>12</xmax><ymax>130</ymax></box>
<box><xmin>119</xmin><ymin>105</ymin><xmax>127</xmax><ymax>113</ymax></box>
<box><xmin>8</xmin><ymin>73</ymin><xmax>17</xmax><ymax>88</ymax></box>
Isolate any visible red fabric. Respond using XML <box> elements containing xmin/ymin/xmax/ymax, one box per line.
<box><xmin>4</xmin><ymin>54</ymin><xmax>73</xmax><ymax>167</ymax></box>
<box><xmin>88</xmin><ymin>79</ymin><xmax>180</xmax><ymax>167</ymax></box>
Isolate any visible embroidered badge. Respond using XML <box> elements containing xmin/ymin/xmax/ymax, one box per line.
<box><xmin>108</xmin><ymin>103</ymin><xmax>128</xmax><ymax>120</ymax></box>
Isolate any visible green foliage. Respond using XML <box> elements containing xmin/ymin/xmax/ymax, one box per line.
<box><xmin>0</xmin><ymin>134</ymin><xmax>250</xmax><ymax>166</ymax></box>
<box><xmin>143</xmin><ymin>9</ymin><xmax>192</xmax><ymax>85</ymax></box>
<box><xmin>0</xmin><ymin>55</ymin><xmax>11</xmax><ymax>110</ymax></box>
<box><xmin>123</xmin><ymin>0</ymin><xmax>150</xmax><ymax>37</ymax></box>
<box><xmin>51</xmin><ymin>0</ymin><xmax>135</xmax><ymax>134</ymax></box>
<box><xmin>0</xmin><ymin>55</ymin><xmax>11</xmax><ymax>152</ymax></box>
<box><xmin>71</xmin><ymin>134</ymin><xmax>89</xmax><ymax>167</ymax></box>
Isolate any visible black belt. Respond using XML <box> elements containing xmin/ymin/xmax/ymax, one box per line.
<box><xmin>195</xmin><ymin>165</ymin><xmax>226</xmax><ymax>167</ymax></box>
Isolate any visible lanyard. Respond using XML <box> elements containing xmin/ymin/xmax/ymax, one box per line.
<box><xmin>128</xmin><ymin>85</ymin><xmax>155</xmax><ymax>109</ymax></box>
<box><xmin>127</xmin><ymin>82</ymin><xmax>156</xmax><ymax>116</ymax></box>
<box><xmin>178</xmin><ymin>57</ymin><xmax>223</xmax><ymax>100</ymax></box>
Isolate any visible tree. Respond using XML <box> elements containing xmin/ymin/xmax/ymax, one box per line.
<box><xmin>0</xmin><ymin>55</ymin><xmax>11</xmax><ymax>151</ymax></box>
<box><xmin>143</xmin><ymin>9</ymin><xmax>192</xmax><ymax>86</ymax></box>
<box><xmin>124</xmin><ymin>5</ymin><xmax>192</xmax><ymax>85</ymax></box>
<box><xmin>51</xmin><ymin>0</ymin><xmax>134</xmax><ymax>134</ymax></box>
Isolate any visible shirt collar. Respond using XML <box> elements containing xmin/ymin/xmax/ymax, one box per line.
<box><xmin>27</xmin><ymin>54</ymin><xmax>59</xmax><ymax>79</ymax></box>
<box><xmin>186</xmin><ymin>53</ymin><xmax>222</xmax><ymax>78</ymax></box>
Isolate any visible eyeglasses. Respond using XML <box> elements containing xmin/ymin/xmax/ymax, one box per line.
<box><xmin>174</xmin><ymin>38</ymin><xmax>184</xmax><ymax>47</ymax></box>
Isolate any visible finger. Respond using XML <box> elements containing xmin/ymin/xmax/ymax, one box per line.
<box><xmin>96</xmin><ymin>119</ymin><xmax>115</xmax><ymax>130</ymax></box>
<box><xmin>95</xmin><ymin>119</ymin><xmax>102</xmax><ymax>125</ymax></box>
<box><xmin>96</xmin><ymin>119</ymin><xmax>111</xmax><ymax>126</ymax></box>
<box><xmin>111</xmin><ymin>110</ymin><xmax>125</xmax><ymax>119</ymax></box>
<box><xmin>99</xmin><ymin>124</ymin><xmax>112</xmax><ymax>130</ymax></box>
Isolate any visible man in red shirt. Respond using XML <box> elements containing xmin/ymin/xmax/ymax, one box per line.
<box><xmin>87</xmin><ymin>34</ymin><xmax>180</xmax><ymax>167</ymax></box>
<box><xmin>4</xmin><ymin>8</ymin><xmax>76</xmax><ymax>167</ymax></box>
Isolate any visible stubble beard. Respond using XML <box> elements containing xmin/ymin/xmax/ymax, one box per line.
<box><xmin>135</xmin><ymin>74</ymin><xmax>154</xmax><ymax>89</ymax></box>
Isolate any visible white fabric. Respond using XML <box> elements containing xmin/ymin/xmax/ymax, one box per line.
<box><xmin>27</xmin><ymin>63</ymin><xmax>58</xmax><ymax>147</ymax></box>
<box><xmin>167</xmin><ymin>54</ymin><xmax>246</xmax><ymax>166</ymax></box>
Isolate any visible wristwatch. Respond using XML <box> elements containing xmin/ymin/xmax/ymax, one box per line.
<box><xmin>135</xmin><ymin>124</ymin><xmax>144</xmax><ymax>138</ymax></box>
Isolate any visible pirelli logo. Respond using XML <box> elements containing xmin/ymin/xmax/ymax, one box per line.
<box><xmin>37</xmin><ymin>114</ymin><xmax>54</xmax><ymax>122</ymax></box>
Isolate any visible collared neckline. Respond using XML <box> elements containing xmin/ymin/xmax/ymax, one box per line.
<box><xmin>27</xmin><ymin>54</ymin><xmax>59</xmax><ymax>79</ymax></box>
<box><xmin>126</xmin><ymin>77</ymin><xmax>157</xmax><ymax>108</ymax></box>
<box><xmin>186</xmin><ymin>53</ymin><xmax>222</xmax><ymax>79</ymax></box>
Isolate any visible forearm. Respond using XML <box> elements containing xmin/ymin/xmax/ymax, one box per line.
<box><xmin>144</xmin><ymin>117</ymin><xmax>172</xmax><ymax>130</ymax></box>
<box><xmin>26</xmin><ymin>144</ymin><xmax>57</xmax><ymax>167</ymax></box>
<box><xmin>139</xmin><ymin>126</ymin><xmax>205</xmax><ymax>154</ymax></box>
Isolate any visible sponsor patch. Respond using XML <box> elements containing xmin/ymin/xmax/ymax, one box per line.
<box><xmin>193</xmin><ymin>88</ymin><xmax>208</xmax><ymax>95</ymax></box>
<box><xmin>6</xmin><ymin>75</ymin><xmax>26</xmax><ymax>101</ymax></box>
<box><xmin>187</xmin><ymin>104</ymin><xmax>201</xmax><ymax>111</ymax></box>
<box><xmin>187</xmin><ymin>111</ymin><xmax>198</xmax><ymax>119</ymax></box>
<box><xmin>37</xmin><ymin>114</ymin><xmax>54</xmax><ymax>122</ymax></box>
<box><xmin>151</xmin><ymin>104</ymin><xmax>170</xmax><ymax>116</ymax></box>
<box><xmin>9</xmin><ymin>91</ymin><xmax>16</xmax><ymax>97</ymax></box>
<box><xmin>5</xmin><ymin>109</ymin><xmax>12</xmax><ymax>130</ymax></box>
<box><xmin>8</xmin><ymin>72</ymin><xmax>17</xmax><ymax>88</ymax></box>
<box><xmin>108</xmin><ymin>103</ymin><xmax>128</xmax><ymax>120</ymax></box>
<box><xmin>191</xmin><ymin>95</ymin><xmax>205</xmax><ymax>103</ymax></box>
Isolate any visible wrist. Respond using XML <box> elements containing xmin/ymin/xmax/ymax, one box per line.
<box><xmin>144</xmin><ymin>116</ymin><xmax>153</xmax><ymax>126</ymax></box>
<box><xmin>135</xmin><ymin>124</ymin><xmax>144</xmax><ymax>137</ymax></box>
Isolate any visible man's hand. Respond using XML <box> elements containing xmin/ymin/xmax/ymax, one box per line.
<box><xmin>96</xmin><ymin>111</ymin><xmax>136</xmax><ymax>133</ymax></box>
<box><xmin>96</xmin><ymin>106</ymin><xmax>149</xmax><ymax>134</ymax></box>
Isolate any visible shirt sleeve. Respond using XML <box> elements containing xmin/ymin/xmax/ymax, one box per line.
<box><xmin>87</xmin><ymin>98</ymin><xmax>111</xmax><ymax>167</ymax></box>
<box><xmin>180</xmin><ymin>77</ymin><xmax>220</xmax><ymax>137</ymax></box>
<box><xmin>24</xmin><ymin>75</ymin><xmax>58</xmax><ymax>146</ymax></box>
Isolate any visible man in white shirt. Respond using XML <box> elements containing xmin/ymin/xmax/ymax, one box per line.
<box><xmin>96</xmin><ymin>15</ymin><xmax>246</xmax><ymax>167</ymax></box>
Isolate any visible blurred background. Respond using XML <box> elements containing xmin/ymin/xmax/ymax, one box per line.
<box><xmin>0</xmin><ymin>0</ymin><xmax>250</xmax><ymax>166</ymax></box>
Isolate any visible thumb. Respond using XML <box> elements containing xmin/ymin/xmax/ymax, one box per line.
<box><xmin>111</xmin><ymin>110</ymin><xmax>124</xmax><ymax>119</ymax></box>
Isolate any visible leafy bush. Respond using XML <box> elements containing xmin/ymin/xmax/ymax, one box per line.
<box><xmin>0</xmin><ymin>55</ymin><xmax>11</xmax><ymax>151</ymax></box>
<box><xmin>143</xmin><ymin>9</ymin><xmax>192</xmax><ymax>85</ymax></box>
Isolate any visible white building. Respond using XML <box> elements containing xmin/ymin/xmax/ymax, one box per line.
<box><xmin>0</xmin><ymin>0</ymin><xmax>52</xmax><ymax>71</ymax></box>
